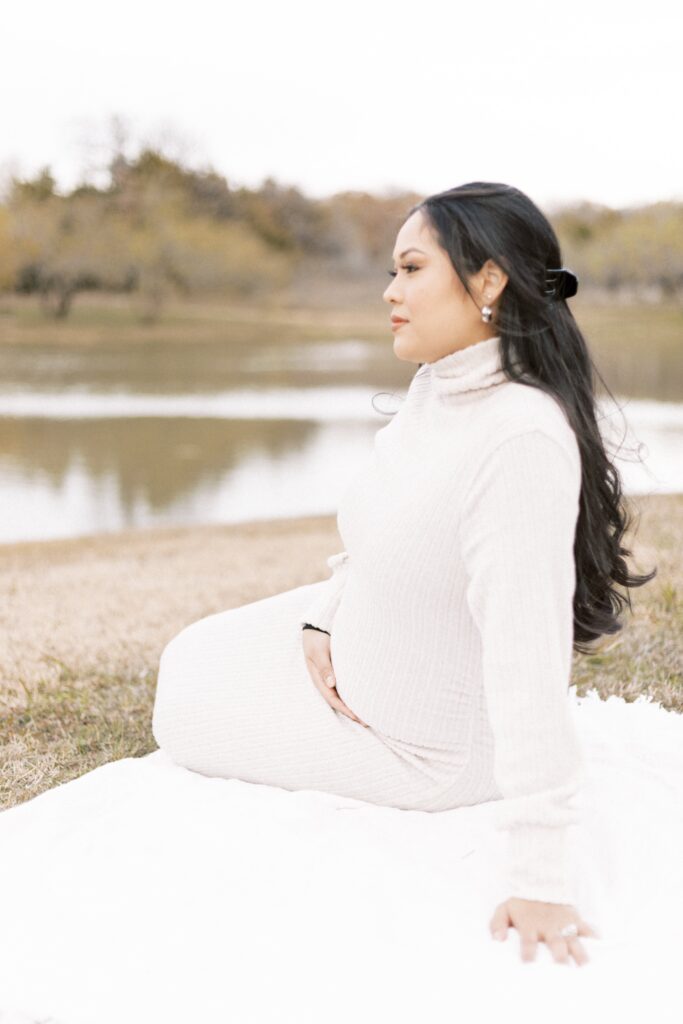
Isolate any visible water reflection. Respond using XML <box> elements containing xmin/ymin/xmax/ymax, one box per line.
<box><xmin>0</xmin><ymin>386</ymin><xmax>385</xmax><ymax>420</ymax></box>
<box><xmin>0</xmin><ymin>337</ymin><xmax>681</xmax><ymax>545</ymax></box>
<box><xmin>0</xmin><ymin>416</ymin><xmax>382</xmax><ymax>542</ymax></box>
<box><xmin>0</xmin><ymin>338</ymin><xmax>397</xmax><ymax>394</ymax></box>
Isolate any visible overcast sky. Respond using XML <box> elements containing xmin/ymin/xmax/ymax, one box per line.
<box><xmin>2</xmin><ymin>0</ymin><xmax>681</xmax><ymax>209</ymax></box>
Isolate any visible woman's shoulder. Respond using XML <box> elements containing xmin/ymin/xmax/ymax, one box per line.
<box><xmin>480</xmin><ymin>380</ymin><xmax>581</xmax><ymax>478</ymax></box>
<box><xmin>456</xmin><ymin>385</ymin><xmax>583</xmax><ymax>512</ymax></box>
<box><xmin>490</xmin><ymin>379</ymin><xmax>576</xmax><ymax>442</ymax></box>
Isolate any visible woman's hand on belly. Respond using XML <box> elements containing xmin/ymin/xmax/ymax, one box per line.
<box><xmin>302</xmin><ymin>629</ymin><xmax>368</xmax><ymax>727</ymax></box>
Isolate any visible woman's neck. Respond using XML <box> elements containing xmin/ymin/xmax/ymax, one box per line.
<box><xmin>425</xmin><ymin>335</ymin><xmax>510</xmax><ymax>397</ymax></box>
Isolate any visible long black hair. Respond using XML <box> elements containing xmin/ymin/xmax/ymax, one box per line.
<box><xmin>389</xmin><ymin>181</ymin><xmax>655</xmax><ymax>653</ymax></box>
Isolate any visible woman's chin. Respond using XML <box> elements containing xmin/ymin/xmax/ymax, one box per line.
<box><xmin>392</xmin><ymin>334</ymin><xmax>420</xmax><ymax>363</ymax></box>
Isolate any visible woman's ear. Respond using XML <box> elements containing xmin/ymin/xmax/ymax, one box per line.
<box><xmin>477</xmin><ymin>258</ymin><xmax>508</xmax><ymax>303</ymax></box>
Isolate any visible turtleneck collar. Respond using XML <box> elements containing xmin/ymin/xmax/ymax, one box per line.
<box><xmin>426</xmin><ymin>334</ymin><xmax>510</xmax><ymax>397</ymax></box>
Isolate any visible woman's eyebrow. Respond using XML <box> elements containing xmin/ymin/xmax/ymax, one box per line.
<box><xmin>392</xmin><ymin>247</ymin><xmax>427</xmax><ymax>262</ymax></box>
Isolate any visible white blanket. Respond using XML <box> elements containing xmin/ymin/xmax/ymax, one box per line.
<box><xmin>0</xmin><ymin>687</ymin><xmax>681</xmax><ymax>1024</ymax></box>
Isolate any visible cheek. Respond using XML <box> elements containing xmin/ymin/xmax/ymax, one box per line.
<box><xmin>413</xmin><ymin>277</ymin><xmax>460</xmax><ymax>323</ymax></box>
<box><xmin>436</xmin><ymin>279</ymin><xmax>467</xmax><ymax>319</ymax></box>
<box><xmin>409</xmin><ymin>277</ymin><xmax>435</xmax><ymax>313</ymax></box>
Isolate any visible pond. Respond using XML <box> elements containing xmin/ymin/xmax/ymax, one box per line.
<box><xmin>0</xmin><ymin>336</ymin><xmax>681</xmax><ymax>545</ymax></box>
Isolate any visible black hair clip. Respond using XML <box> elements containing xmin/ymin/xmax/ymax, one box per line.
<box><xmin>544</xmin><ymin>267</ymin><xmax>579</xmax><ymax>301</ymax></box>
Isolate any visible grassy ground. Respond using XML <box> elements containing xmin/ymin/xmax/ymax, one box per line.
<box><xmin>1</xmin><ymin>291</ymin><xmax>682</xmax><ymax>351</ymax></box>
<box><xmin>1</xmin><ymin>493</ymin><xmax>681</xmax><ymax>811</ymax></box>
<box><xmin>0</xmin><ymin>292</ymin><xmax>393</xmax><ymax>346</ymax></box>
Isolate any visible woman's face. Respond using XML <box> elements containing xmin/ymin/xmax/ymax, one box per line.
<box><xmin>382</xmin><ymin>208</ymin><xmax>506</xmax><ymax>364</ymax></box>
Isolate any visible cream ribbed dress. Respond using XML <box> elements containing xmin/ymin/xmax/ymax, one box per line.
<box><xmin>152</xmin><ymin>334</ymin><xmax>585</xmax><ymax>905</ymax></box>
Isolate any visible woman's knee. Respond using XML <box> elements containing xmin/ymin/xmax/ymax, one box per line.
<box><xmin>151</xmin><ymin>626</ymin><xmax>197</xmax><ymax>756</ymax></box>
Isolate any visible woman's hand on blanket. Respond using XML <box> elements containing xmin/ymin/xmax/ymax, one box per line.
<box><xmin>302</xmin><ymin>630</ymin><xmax>369</xmax><ymax>727</ymax></box>
<box><xmin>489</xmin><ymin>897</ymin><xmax>599</xmax><ymax>966</ymax></box>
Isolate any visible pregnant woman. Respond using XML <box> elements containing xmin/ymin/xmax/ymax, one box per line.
<box><xmin>152</xmin><ymin>181</ymin><xmax>654</xmax><ymax>968</ymax></box>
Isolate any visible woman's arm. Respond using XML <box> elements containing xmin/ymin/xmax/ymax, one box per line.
<box><xmin>299</xmin><ymin>551</ymin><xmax>350</xmax><ymax>635</ymax></box>
<box><xmin>460</xmin><ymin>427</ymin><xmax>584</xmax><ymax>906</ymax></box>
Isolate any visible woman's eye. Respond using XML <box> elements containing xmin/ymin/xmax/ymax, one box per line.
<box><xmin>386</xmin><ymin>264</ymin><xmax>418</xmax><ymax>278</ymax></box>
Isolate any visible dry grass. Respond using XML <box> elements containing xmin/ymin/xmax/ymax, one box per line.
<box><xmin>0</xmin><ymin>292</ymin><xmax>391</xmax><ymax>346</ymax></box>
<box><xmin>1</xmin><ymin>495</ymin><xmax>681</xmax><ymax>811</ymax></box>
<box><xmin>2</xmin><ymin>292</ymin><xmax>681</xmax><ymax>352</ymax></box>
<box><xmin>570</xmin><ymin>492</ymin><xmax>683</xmax><ymax>706</ymax></box>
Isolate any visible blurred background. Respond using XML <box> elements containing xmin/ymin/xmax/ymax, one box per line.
<box><xmin>1</xmin><ymin>0</ymin><xmax>681</xmax><ymax>545</ymax></box>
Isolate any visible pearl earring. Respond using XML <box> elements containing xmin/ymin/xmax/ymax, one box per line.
<box><xmin>481</xmin><ymin>295</ymin><xmax>493</xmax><ymax>323</ymax></box>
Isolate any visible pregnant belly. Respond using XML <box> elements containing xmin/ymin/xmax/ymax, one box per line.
<box><xmin>329</xmin><ymin>589</ymin><xmax>478</xmax><ymax>758</ymax></box>
<box><xmin>329</xmin><ymin>604</ymin><xmax>379</xmax><ymax>726</ymax></box>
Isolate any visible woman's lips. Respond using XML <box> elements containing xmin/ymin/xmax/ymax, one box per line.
<box><xmin>391</xmin><ymin>319</ymin><xmax>409</xmax><ymax>331</ymax></box>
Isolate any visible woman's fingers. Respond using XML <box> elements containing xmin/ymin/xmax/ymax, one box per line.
<box><xmin>563</xmin><ymin>919</ymin><xmax>599</xmax><ymax>966</ymax></box>
<box><xmin>494</xmin><ymin>898</ymin><xmax>599</xmax><ymax>967</ymax></box>
<box><xmin>544</xmin><ymin>934</ymin><xmax>570</xmax><ymax>965</ymax></box>
<box><xmin>305</xmin><ymin>656</ymin><xmax>368</xmax><ymax>726</ymax></box>
<box><xmin>551</xmin><ymin>918</ymin><xmax>599</xmax><ymax>966</ymax></box>
<box><xmin>519</xmin><ymin>931</ymin><xmax>538</xmax><ymax>963</ymax></box>
<box><xmin>302</xmin><ymin>631</ymin><xmax>368</xmax><ymax>726</ymax></box>
<box><xmin>330</xmin><ymin>689</ymin><xmax>367</xmax><ymax>725</ymax></box>
<box><xmin>566</xmin><ymin>937</ymin><xmax>589</xmax><ymax>966</ymax></box>
<box><xmin>314</xmin><ymin>649</ymin><xmax>337</xmax><ymax>690</ymax></box>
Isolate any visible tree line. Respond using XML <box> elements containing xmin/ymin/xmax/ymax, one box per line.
<box><xmin>0</xmin><ymin>147</ymin><xmax>680</xmax><ymax>321</ymax></box>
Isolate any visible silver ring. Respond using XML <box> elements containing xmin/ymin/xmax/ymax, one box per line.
<box><xmin>558</xmin><ymin>923</ymin><xmax>579</xmax><ymax>939</ymax></box>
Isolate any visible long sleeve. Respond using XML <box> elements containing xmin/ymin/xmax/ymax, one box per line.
<box><xmin>459</xmin><ymin>428</ymin><xmax>584</xmax><ymax>905</ymax></box>
<box><xmin>299</xmin><ymin>551</ymin><xmax>349</xmax><ymax>634</ymax></box>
